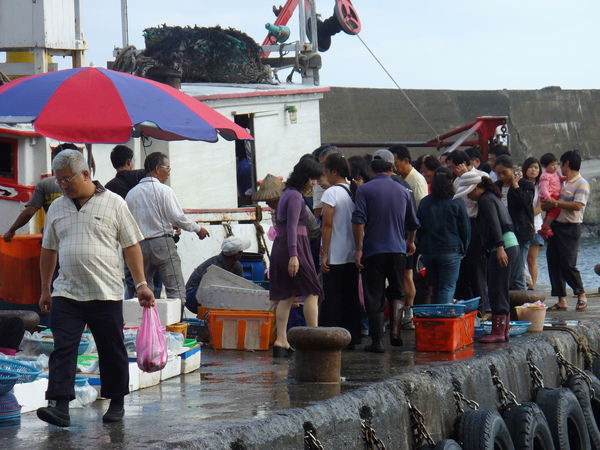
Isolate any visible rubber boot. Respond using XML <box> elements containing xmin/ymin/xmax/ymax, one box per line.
<box><xmin>389</xmin><ymin>300</ymin><xmax>405</xmax><ymax>347</ymax></box>
<box><xmin>504</xmin><ymin>314</ymin><xmax>511</xmax><ymax>342</ymax></box>
<box><xmin>479</xmin><ymin>314</ymin><xmax>507</xmax><ymax>344</ymax></box>
<box><xmin>364</xmin><ymin>313</ymin><xmax>385</xmax><ymax>353</ymax></box>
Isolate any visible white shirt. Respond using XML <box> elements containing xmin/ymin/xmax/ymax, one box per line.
<box><xmin>454</xmin><ymin>167</ymin><xmax>489</xmax><ymax>218</ymax></box>
<box><xmin>125</xmin><ymin>177</ymin><xmax>201</xmax><ymax>239</ymax></box>
<box><xmin>404</xmin><ymin>167</ymin><xmax>428</xmax><ymax>208</ymax></box>
<box><xmin>533</xmin><ymin>183</ymin><xmax>542</xmax><ymax>231</ymax></box>
<box><xmin>43</xmin><ymin>189</ymin><xmax>144</xmax><ymax>301</ymax></box>
<box><xmin>312</xmin><ymin>183</ymin><xmax>325</xmax><ymax>210</ymax></box>
<box><xmin>321</xmin><ymin>184</ymin><xmax>355</xmax><ymax>265</ymax></box>
<box><xmin>501</xmin><ymin>186</ymin><xmax>509</xmax><ymax>206</ymax></box>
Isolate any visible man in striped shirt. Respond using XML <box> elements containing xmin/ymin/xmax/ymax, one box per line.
<box><xmin>542</xmin><ymin>150</ymin><xmax>590</xmax><ymax>312</ymax></box>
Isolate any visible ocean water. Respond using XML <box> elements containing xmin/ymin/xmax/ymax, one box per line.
<box><xmin>536</xmin><ymin>236</ymin><xmax>600</xmax><ymax>292</ymax></box>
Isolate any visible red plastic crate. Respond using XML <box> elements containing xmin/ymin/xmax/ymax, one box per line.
<box><xmin>413</xmin><ymin>311</ymin><xmax>477</xmax><ymax>352</ymax></box>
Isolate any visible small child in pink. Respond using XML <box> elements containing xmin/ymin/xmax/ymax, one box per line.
<box><xmin>538</xmin><ymin>153</ymin><xmax>566</xmax><ymax>239</ymax></box>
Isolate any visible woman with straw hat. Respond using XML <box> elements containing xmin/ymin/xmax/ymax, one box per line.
<box><xmin>252</xmin><ymin>174</ymin><xmax>286</xmax><ymax>209</ymax></box>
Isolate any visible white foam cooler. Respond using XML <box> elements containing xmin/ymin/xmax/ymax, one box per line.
<box><xmin>122</xmin><ymin>298</ymin><xmax>182</xmax><ymax>326</ymax></box>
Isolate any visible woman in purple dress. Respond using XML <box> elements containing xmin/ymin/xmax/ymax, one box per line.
<box><xmin>270</xmin><ymin>158</ymin><xmax>323</xmax><ymax>357</ymax></box>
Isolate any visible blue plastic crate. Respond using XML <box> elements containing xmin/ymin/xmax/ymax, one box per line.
<box><xmin>412</xmin><ymin>304</ymin><xmax>466</xmax><ymax>319</ymax></box>
<box><xmin>454</xmin><ymin>297</ymin><xmax>480</xmax><ymax>314</ymax></box>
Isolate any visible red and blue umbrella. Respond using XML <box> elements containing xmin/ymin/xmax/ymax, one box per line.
<box><xmin>0</xmin><ymin>67</ymin><xmax>253</xmax><ymax>144</ymax></box>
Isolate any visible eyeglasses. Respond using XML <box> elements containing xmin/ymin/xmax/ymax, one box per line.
<box><xmin>159</xmin><ymin>165</ymin><xmax>171</xmax><ymax>172</ymax></box>
<box><xmin>54</xmin><ymin>173</ymin><xmax>82</xmax><ymax>186</ymax></box>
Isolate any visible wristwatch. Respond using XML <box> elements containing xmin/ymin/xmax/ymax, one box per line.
<box><xmin>135</xmin><ymin>281</ymin><xmax>148</xmax><ymax>290</ymax></box>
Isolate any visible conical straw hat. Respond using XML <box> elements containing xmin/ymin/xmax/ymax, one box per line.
<box><xmin>252</xmin><ymin>174</ymin><xmax>285</xmax><ymax>201</ymax></box>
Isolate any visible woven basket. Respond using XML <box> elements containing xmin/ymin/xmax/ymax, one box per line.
<box><xmin>0</xmin><ymin>359</ymin><xmax>41</xmax><ymax>383</ymax></box>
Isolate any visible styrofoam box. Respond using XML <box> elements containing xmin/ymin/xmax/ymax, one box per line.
<box><xmin>14</xmin><ymin>378</ymin><xmax>48</xmax><ymax>413</ymax></box>
<box><xmin>180</xmin><ymin>345</ymin><xmax>201</xmax><ymax>374</ymax></box>
<box><xmin>128</xmin><ymin>362</ymin><xmax>140</xmax><ymax>392</ymax></box>
<box><xmin>139</xmin><ymin>369</ymin><xmax>161</xmax><ymax>389</ymax></box>
<box><xmin>122</xmin><ymin>298</ymin><xmax>182</xmax><ymax>326</ymax></box>
<box><xmin>160</xmin><ymin>355</ymin><xmax>181</xmax><ymax>381</ymax></box>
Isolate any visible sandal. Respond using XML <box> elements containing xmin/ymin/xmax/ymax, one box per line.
<box><xmin>576</xmin><ymin>299</ymin><xmax>588</xmax><ymax>311</ymax></box>
<box><xmin>548</xmin><ymin>303</ymin><xmax>568</xmax><ymax>312</ymax></box>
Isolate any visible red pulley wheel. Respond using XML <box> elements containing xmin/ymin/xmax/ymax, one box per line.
<box><xmin>334</xmin><ymin>0</ymin><xmax>362</xmax><ymax>35</ymax></box>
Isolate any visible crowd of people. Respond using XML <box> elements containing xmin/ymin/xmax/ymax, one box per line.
<box><xmin>258</xmin><ymin>144</ymin><xmax>591</xmax><ymax>354</ymax></box>
<box><xmin>2</xmin><ymin>142</ymin><xmax>590</xmax><ymax>425</ymax></box>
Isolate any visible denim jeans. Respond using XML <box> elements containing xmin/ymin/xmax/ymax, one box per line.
<box><xmin>510</xmin><ymin>241</ymin><xmax>530</xmax><ymax>291</ymax></box>
<box><xmin>422</xmin><ymin>252</ymin><xmax>462</xmax><ymax>303</ymax></box>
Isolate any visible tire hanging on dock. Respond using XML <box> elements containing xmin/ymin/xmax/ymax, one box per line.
<box><xmin>418</xmin><ymin>439</ymin><xmax>462</xmax><ymax>450</ymax></box>
<box><xmin>562</xmin><ymin>373</ymin><xmax>600</xmax><ymax>449</ymax></box>
<box><xmin>592</xmin><ymin>358</ymin><xmax>600</xmax><ymax>380</ymax></box>
<box><xmin>535</xmin><ymin>387</ymin><xmax>591</xmax><ymax>450</ymax></box>
<box><xmin>502</xmin><ymin>402</ymin><xmax>554</xmax><ymax>450</ymax></box>
<box><xmin>455</xmin><ymin>408</ymin><xmax>514</xmax><ymax>450</ymax></box>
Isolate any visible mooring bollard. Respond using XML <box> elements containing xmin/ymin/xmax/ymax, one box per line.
<box><xmin>509</xmin><ymin>290</ymin><xmax>546</xmax><ymax>320</ymax></box>
<box><xmin>287</xmin><ymin>326</ymin><xmax>351</xmax><ymax>383</ymax></box>
<box><xmin>0</xmin><ymin>310</ymin><xmax>39</xmax><ymax>333</ymax></box>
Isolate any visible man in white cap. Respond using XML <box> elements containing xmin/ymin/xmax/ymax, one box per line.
<box><xmin>184</xmin><ymin>236</ymin><xmax>251</xmax><ymax>313</ymax></box>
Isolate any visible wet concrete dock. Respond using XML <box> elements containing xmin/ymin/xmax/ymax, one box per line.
<box><xmin>3</xmin><ymin>285</ymin><xmax>600</xmax><ymax>449</ymax></box>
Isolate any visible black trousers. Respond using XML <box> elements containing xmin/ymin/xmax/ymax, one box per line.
<box><xmin>487</xmin><ymin>246</ymin><xmax>520</xmax><ymax>315</ymax></box>
<box><xmin>47</xmin><ymin>297</ymin><xmax>129</xmax><ymax>401</ymax></box>
<box><xmin>547</xmin><ymin>222</ymin><xmax>585</xmax><ymax>297</ymax></box>
<box><xmin>362</xmin><ymin>253</ymin><xmax>406</xmax><ymax>314</ymax></box>
<box><xmin>455</xmin><ymin>219</ymin><xmax>489</xmax><ymax>310</ymax></box>
<box><xmin>320</xmin><ymin>263</ymin><xmax>362</xmax><ymax>345</ymax></box>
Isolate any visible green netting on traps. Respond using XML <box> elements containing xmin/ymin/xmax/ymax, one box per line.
<box><xmin>141</xmin><ymin>25</ymin><xmax>270</xmax><ymax>84</ymax></box>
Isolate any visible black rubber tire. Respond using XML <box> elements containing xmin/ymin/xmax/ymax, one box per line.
<box><xmin>592</xmin><ymin>358</ymin><xmax>600</xmax><ymax>380</ymax></box>
<box><xmin>456</xmin><ymin>408</ymin><xmax>514</xmax><ymax>450</ymax></box>
<box><xmin>563</xmin><ymin>373</ymin><xmax>600</xmax><ymax>449</ymax></box>
<box><xmin>535</xmin><ymin>387</ymin><xmax>591</xmax><ymax>450</ymax></box>
<box><xmin>417</xmin><ymin>439</ymin><xmax>462</xmax><ymax>450</ymax></box>
<box><xmin>585</xmin><ymin>371</ymin><xmax>600</xmax><ymax>449</ymax></box>
<box><xmin>502</xmin><ymin>402</ymin><xmax>555</xmax><ymax>450</ymax></box>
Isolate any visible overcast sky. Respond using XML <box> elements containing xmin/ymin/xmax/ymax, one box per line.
<box><xmin>67</xmin><ymin>0</ymin><xmax>600</xmax><ymax>90</ymax></box>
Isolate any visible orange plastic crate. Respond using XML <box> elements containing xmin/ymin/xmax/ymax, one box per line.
<box><xmin>207</xmin><ymin>310</ymin><xmax>273</xmax><ymax>351</ymax></box>
<box><xmin>0</xmin><ymin>234</ymin><xmax>42</xmax><ymax>304</ymax></box>
<box><xmin>413</xmin><ymin>311</ymin><xmax>477</xmax><ymax>352</ymax></box>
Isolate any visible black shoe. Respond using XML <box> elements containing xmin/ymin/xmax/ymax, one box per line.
<box><xmin>37</xmin><ymin>406</ymin><xmax>70</xmax><ymax>427</ymax></box>
<box><xmin>102</xmin><ymin>409</ymin><xmax>125</xmax><ymax>423</ymax></box>
<box><xmin>364</xmin><ymin>340</ymin><xmax>385</xmax><ymax>353</ymax></box>
<box><xmin>272</xmin><ymin>345</ymin><xmax>293</xmax><ymax>358</ymax></box>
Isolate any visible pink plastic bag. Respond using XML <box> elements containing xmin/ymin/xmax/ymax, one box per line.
<box><xmin>358</xmin><ymin>272</ymin><xmax>365</xmax><ymax>308</ymax></box>
<box><xmin>136</xmin><ymin>306</ymin><xmax>168</xmax><ymax>373</ymax></box>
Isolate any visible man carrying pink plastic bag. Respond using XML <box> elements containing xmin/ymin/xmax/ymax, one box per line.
<box><xmin>36</xmin><ymin>150</ymin><xmax>155</xmax><ymax>428</ymax></box>
<box><xmin>136</xmin><ymin>306</ymin><xmax>167</xmax><ymax>373</ymax></box>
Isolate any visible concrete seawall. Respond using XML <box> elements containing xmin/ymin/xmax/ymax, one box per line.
<box><xmin>188</xmin><ymin>321</ymin><xmax>600</xmax><ymax>449</ymax></box>
<box><xmin>14</xmin><ymin>293</ymin><xmax>600</xmax><ymax>449</ymax></box>
<box><xmin>320</xmin><ymin>86</ymin><xmax>600</xmax><ymax>225</ymax></box>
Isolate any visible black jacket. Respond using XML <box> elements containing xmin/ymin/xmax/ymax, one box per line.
<box><xmin>494</xmin><ymin>179</ymin><xmax>535</xmax><ymax>243</ymax></box>
<box><xmin>476</xmin><ymin>191</ymin><xmax>514</xmax><ymax>252</ymax></box>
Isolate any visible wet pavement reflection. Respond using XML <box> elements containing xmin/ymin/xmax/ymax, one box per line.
<box><xmin>3</xmin><ymin>288</ymin><xmax>596</xmax><ymax>449</ymax></box>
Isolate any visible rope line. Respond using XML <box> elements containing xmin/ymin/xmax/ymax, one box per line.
<box><xmin>356</xmin><ymin>34</ymin><xmax>439</xmax><ymax>139</ymax></box>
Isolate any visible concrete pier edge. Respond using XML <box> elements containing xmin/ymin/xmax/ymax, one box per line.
<box><xmin>178</xmin><ymin>320</ymin><xmax>600</xmax><ymax>449</ymax></box>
